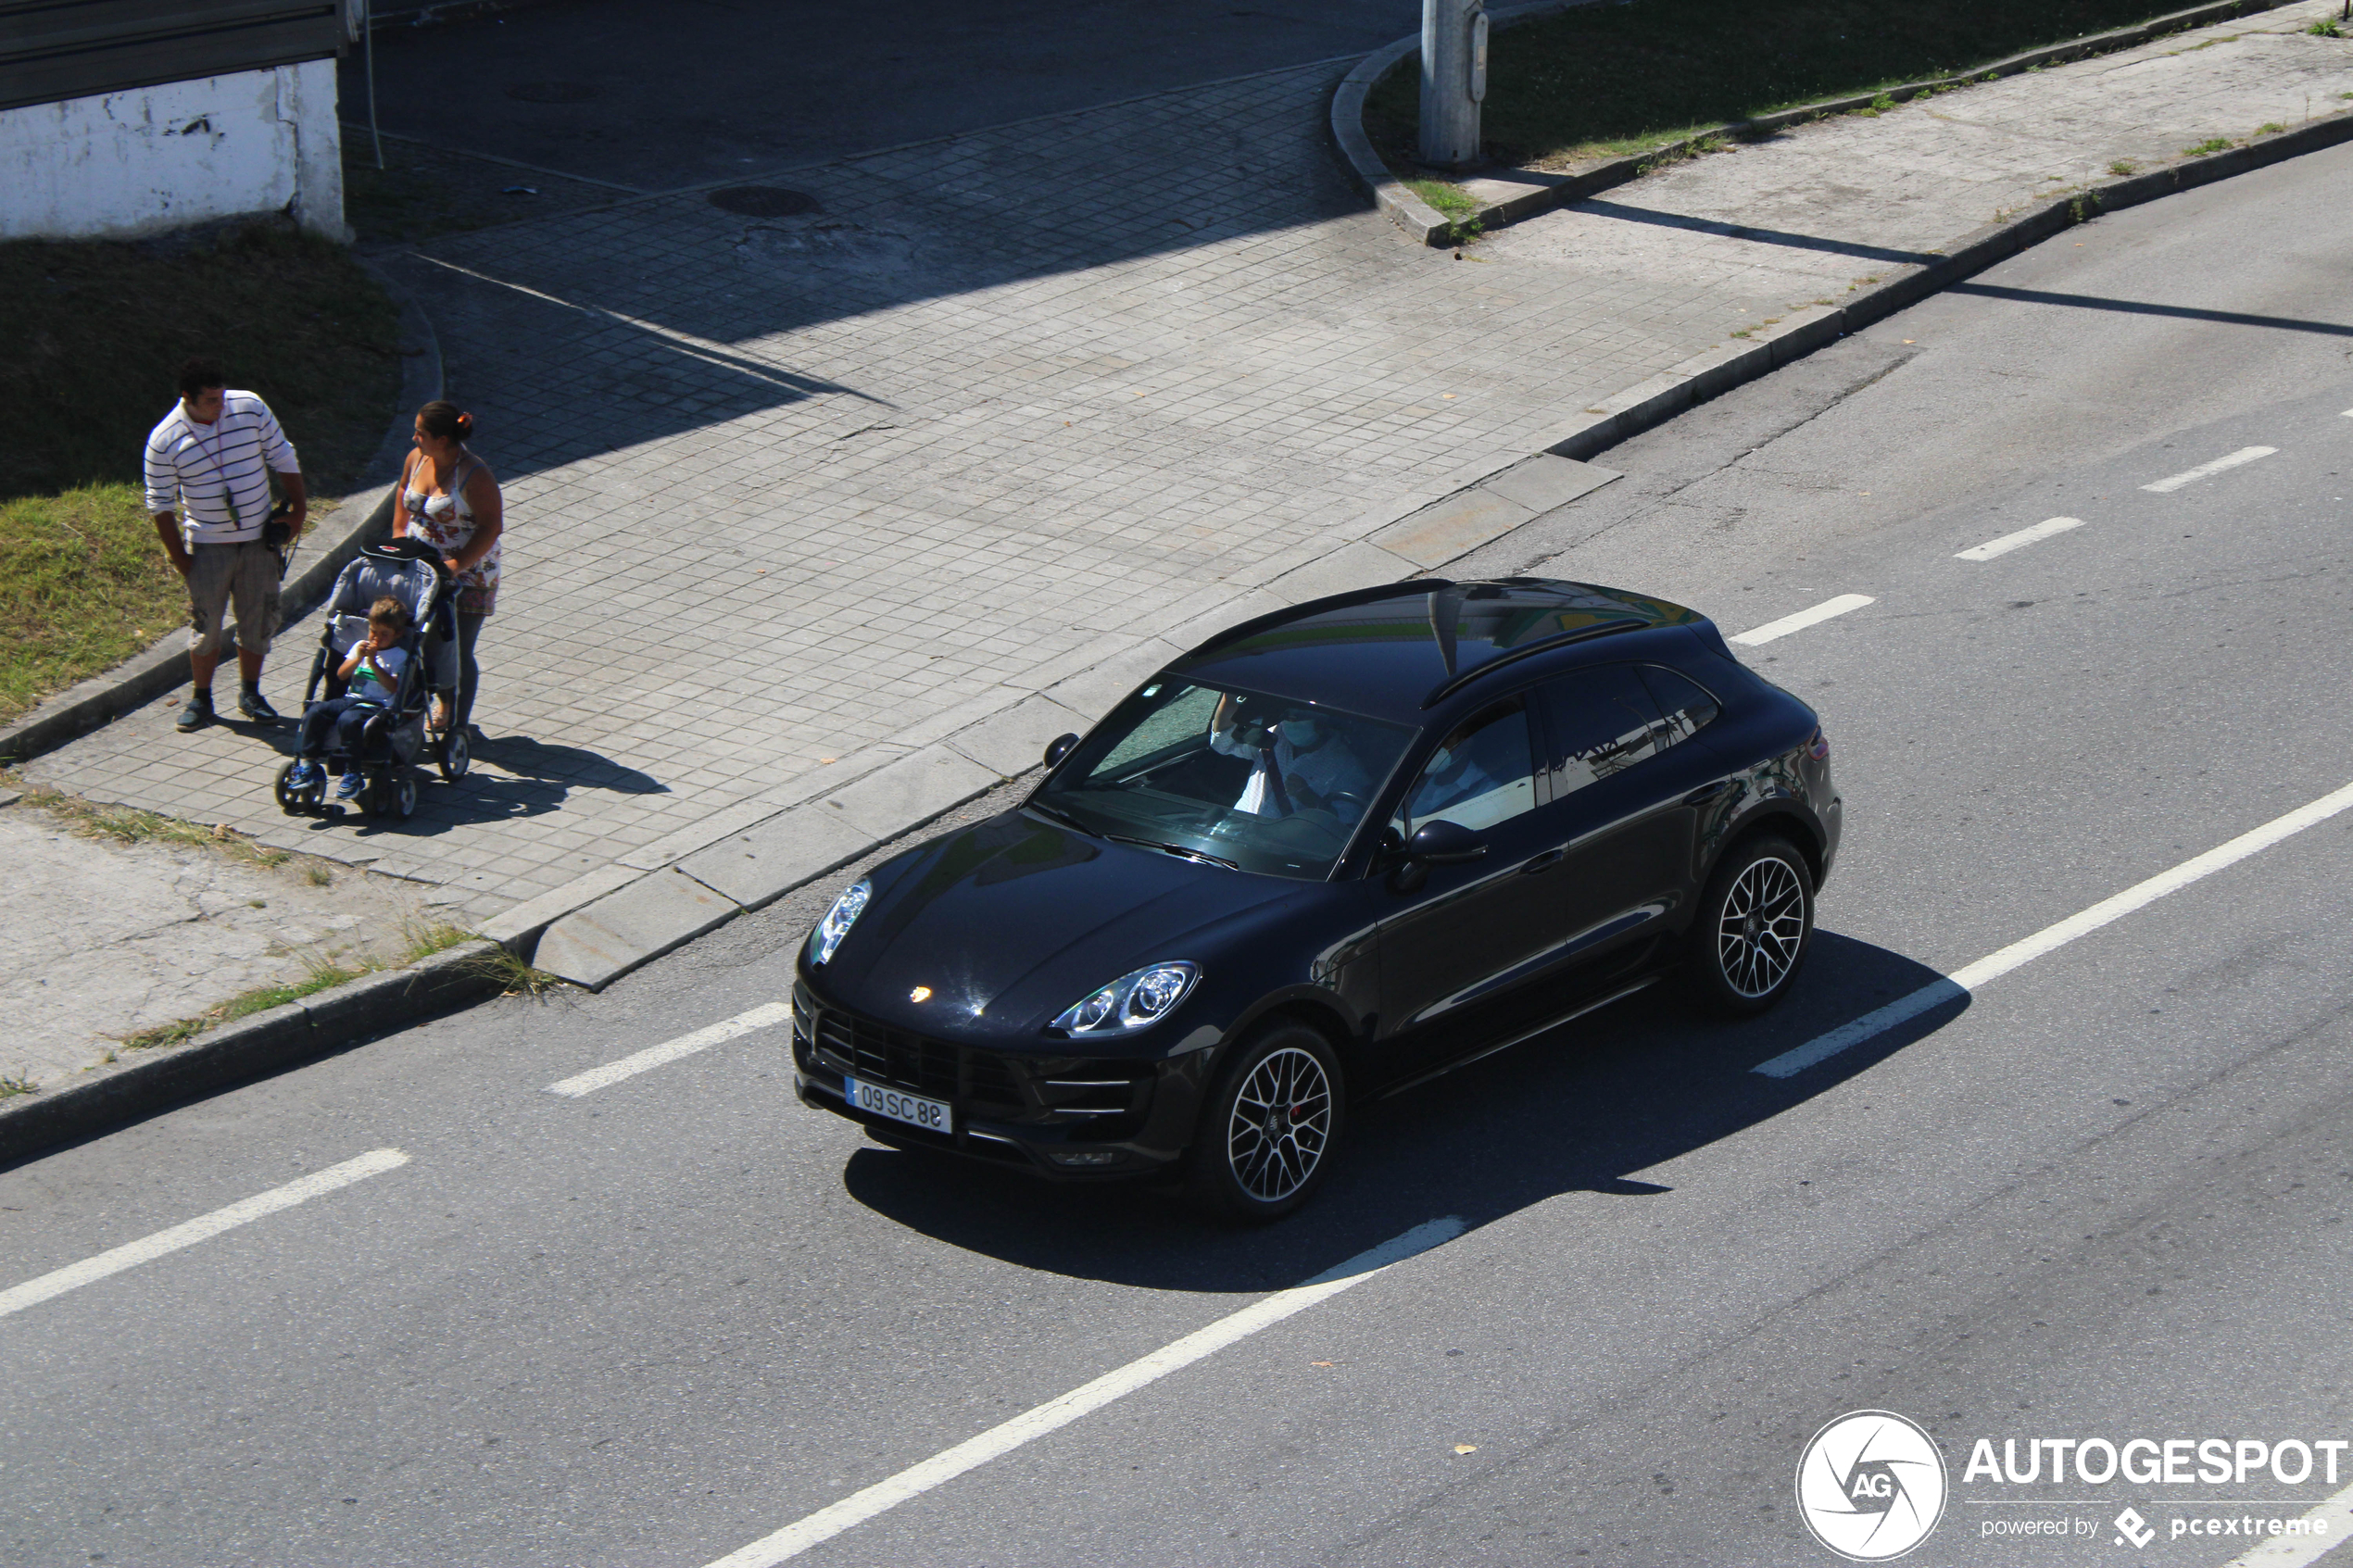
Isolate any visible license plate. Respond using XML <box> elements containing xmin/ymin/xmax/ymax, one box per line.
<box><xmin>843</xmin><ymin>1074</ymin><xmax>953</xmax><ymax>1135</ymax></box>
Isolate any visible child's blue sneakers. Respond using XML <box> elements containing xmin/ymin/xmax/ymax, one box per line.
<box><xmin>333</xmin><ymin>771</ymin><xmax>365</xmax><ymax>801</ymax></box>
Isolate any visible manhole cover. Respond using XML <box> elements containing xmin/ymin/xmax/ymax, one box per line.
<box><xmin>504</xmin><ymin>82</ymin><xmax>599</xmax><ymax>104</ymax></box>
<box><xmin>708</xmin><ymin>186</ymin><xmax>822</xmax><ymax>218</ymax></box>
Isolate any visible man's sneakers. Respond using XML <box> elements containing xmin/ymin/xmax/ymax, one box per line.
<box><xmin>333</xmin><ymin>771</ymin><xmax>365</xmax><ymax>801</ymax></box>
<box><xmin>176</xmin><ymin>690</ymin><xmax>214</xmax><ymax>732</ymax></box>
<box><xmin>286</xmin><ymin>759</ymin><xmax>321</xmax><ymax>789</ymax></box>
<box><xmin>238</xmin><ymin>686</ymin><xmax>280</xmax><ymax>724</ymax></box>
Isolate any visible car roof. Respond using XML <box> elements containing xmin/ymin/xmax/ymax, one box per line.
<box><xmin>1166</xmin><ymin>577</ymin><xmax>1713</xmax><ymax>723</ymax></box>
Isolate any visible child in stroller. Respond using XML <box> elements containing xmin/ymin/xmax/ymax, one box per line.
<box><xmin>286</xmin><ymin>597</ymin><xmax>409</xmax><ymax>802</ymax></box>
<box><xmin>271</xmin><ymin>538</ymin><xmax>465</xmax><ymax>821</ymax></box>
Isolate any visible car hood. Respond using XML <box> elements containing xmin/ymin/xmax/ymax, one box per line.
<box><xmin>819</xmin><ymin>809</ymin><xmax>1310</xmax><ymax>1041</ymax></box>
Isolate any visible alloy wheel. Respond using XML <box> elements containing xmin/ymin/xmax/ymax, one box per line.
<box><xmin>1716</xmin><ymin>855</ymin><xmax>1806</xmax><ymax>998</ymax></box>
<box><xmin>1225</xmin><ymin>1046</ymin><xmax>1332</xmax><ymax>1203</ymax></box>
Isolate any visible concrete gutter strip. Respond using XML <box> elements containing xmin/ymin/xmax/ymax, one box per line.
<box><xmin>0</xmin><ymin>260</ymin><xmax>443</xmax><ymax>767</ymax></box>
<box><xmin>0</xmin><ymin>942</ymin><xmax>503</xmax><ymax>1168</ymax></box>
<box><xmin>1336</xmin><ymin>0</ymin><xmax>2303</xmax><ymax>245</ymax></box>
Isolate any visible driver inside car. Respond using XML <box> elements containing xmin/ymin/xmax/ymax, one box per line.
<box><xmin>1208</xmin><ymin>695</ymin><xmax>1373</xmax><ymax>821</ymax></box>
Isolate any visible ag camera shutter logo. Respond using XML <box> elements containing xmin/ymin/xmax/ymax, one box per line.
<box><xmin>1796</xmin><ymin>1410</ymin><xmax>1949</xmax><ymax>1561</ymax></box>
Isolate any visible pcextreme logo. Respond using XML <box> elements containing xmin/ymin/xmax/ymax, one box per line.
<box><xmin>1796</xmin><ymin>1410</ymin><xmax>1951</xmax><ymax>1562</ymax></box>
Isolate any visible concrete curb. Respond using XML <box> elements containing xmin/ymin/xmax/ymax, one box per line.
<box><xmin>1525</xmin><ymin>105</ymin><xmax>2353</xmax><ymax>461</ymax></box>
<box><xmin>0</xmin><ymin>941</ymin><xmax>504</xmax><ymax>1168</ymax></box>
<box><xmin>1334</xmin><ymin>0</ymin><xmax>2304</xmax><ymax>245</ymax></box>
<box><xmin>0</xmin><ymin>258</ymin><xmax>442</xmax><ymax>767</ymax></box>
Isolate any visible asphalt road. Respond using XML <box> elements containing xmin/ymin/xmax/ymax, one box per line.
<box><xmin>6</xmin><ymin>145</ymin><xmax>2352</xmax><ymax>1566</ymax></box>
<box><xmin>342</xmin><ymin>0</ymin><xmax>1421</xmax><ymax>189</ymax></box>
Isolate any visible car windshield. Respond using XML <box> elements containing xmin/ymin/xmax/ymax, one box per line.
<box><xmin>1034</xmin><ymin>680</ymin><xmax>1416</xmax><ymax>881</ymax></box>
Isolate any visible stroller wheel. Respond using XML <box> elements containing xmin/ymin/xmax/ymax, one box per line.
<box><xmin>362</xmin><ymin>772</ymin><xmax>392</xmax><ymax>818</ymax></box>
<box><xmin>394</xmin><ymin>771</ymin><xmax>418</xmax><ymax>820</ymax></box>
<box><xmin>272</xmin><ymin>760</ymin><xmax>306</xmax><ymax>815</ymax></box>
<box><xmin>439</xmin><ymin>726</ymin><xmax>470</xmax><ymax>783</ymax></box>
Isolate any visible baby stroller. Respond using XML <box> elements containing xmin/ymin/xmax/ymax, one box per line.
<box><xmin>271</xmin><ymin>538</ymin><xmax>468</xmax><ymax>821</ymax></box>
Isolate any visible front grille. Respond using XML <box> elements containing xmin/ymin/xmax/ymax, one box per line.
<box><xmin>809</xmin><ymin>1007</ymin><xmax>1151</xmax><ymax>1128</ymax></box>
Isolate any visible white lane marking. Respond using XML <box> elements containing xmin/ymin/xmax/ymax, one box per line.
<box><xmin>1956</xmin><ymin>516</ymin><xmax>2085</xmax><ymax>561</ymax></box>
<box><xmin>0</xmin><ymin>1149</ymin><xmax>409</xmax><ymax>1322</ymax></box>
<box><xmin>699</xmin><ymin>1215</ymin><xmax>1466</xmax><ymax>1568</ymax></box>
<box><xmin>1728</xmin><ymin>594</ymin><xmax>1876</xmax><ymax>646</ymax></box>
<box><xmin>1755</xmin><ymin>777</ymin><xmax>2353</xmax><ymax>1078</ymax></box>
<box><xmin>2141</xmin><ymin>445</ymin><xmax>2277</xmax><ymax>493</ymax></box>
<box><xmin>2221</xmin><ymin>1471</ymin><xmax>2353</xmax><ymax>1568</ymax></box>
<box><xmin>547</xmin><ymin>1002</ymin><xmax>793</xmax><ymax>1098</ymax></box>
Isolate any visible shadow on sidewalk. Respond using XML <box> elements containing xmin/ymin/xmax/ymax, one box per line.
<box><xmin>837</xmin><ymin>927</ymin><xmax>1965</xmax><ymax>1294</ymax></box>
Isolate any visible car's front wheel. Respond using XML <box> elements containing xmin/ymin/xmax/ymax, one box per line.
<box><xmin>1688</xmin><ymin>834</ymin><xmax>1815</xmax><ymax>1015</ymax></box>
<box><xmin>1188</xmin><ymin>1022</ymin><xmax>1344</xmax><ymax>1223</ymax></box>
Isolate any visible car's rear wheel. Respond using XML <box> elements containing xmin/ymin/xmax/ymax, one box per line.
<box><xmin>1188</xmin><ymin>1022</ymin><xmax>1344</xmax><ymax>1223</ymax></box>
<box><xmin>1688</xmin><ymin>834</ymin><xmax>1814</xmax><ymax>1015</ymax></box>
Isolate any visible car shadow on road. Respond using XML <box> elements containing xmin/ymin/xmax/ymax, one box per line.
<box><xmin>839</xmin><ymin>928</ymin><xmax>1968</xmax><ymax>1296</ymax></box>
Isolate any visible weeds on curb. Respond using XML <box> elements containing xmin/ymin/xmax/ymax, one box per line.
<box><xmin>2182</xmin><ymin>136</ymin><xmax>2234</xmax><ymax>155</ymax></box>
<box><xmin>2309</xmin><ymin>19</ymin><xmax>2343</xmax><ymax>37</ymax></box>
<box><xmin>0</xmin><ymin>1073</ymin><xmax>37</xmax><ymax>1099</ymax></box>
<box><xmin>13</xmin><ymin>780</ymin><xmax>291</xmax><ymax>870</ymax></box>
<box><xmin>2108</xmin><ymin>158</ymin><xmax>2138</xmax><ymax>174</ymax></box>
<box><xmin>1404</xmin><ymin>179</ymin><xmax>1486</xmax><ymax>245</ymax></box>
<box><xmin>2256</xmin><ymin>121</ymin><xmax>2285</xmax><ymax>134</ymax></box>
<box><xmin>459</xmin><ymin>944</ymin><xmax>564</xmax><ymax>998</ymax></box>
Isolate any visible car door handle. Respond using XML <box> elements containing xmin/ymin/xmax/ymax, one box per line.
<box><xmin>1682</xmin><ymin>779</ymin><xmax>1734</xmax><ymax>805</ymax></box>
<box><xmin>1519</xmin><ymin>848</ymin><xmax>1565</xmax><ymax>875</ymax></box>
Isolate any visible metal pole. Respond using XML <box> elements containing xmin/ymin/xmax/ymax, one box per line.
<box><xmin>366</xmin><ymin>0</ymin><xmax>384</xmax><ymax>170</ymax></box>
<box><xmin>1418</xmin><ymin>0</ymin><xmax>1485</xmax><ymax>169</ymax></box>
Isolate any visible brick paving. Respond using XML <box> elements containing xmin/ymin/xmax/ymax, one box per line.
<box><xmin>22</xmin><ymin>4</ymin><xmax>2352</xmax><ymax>934</ymax></box>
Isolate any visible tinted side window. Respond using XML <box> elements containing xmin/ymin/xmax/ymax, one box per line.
<box><xmin>1392</xmin><ymin>699</ymin><xmax>1538</xmax><ymax>836</ymax></box>
<box><xmin>1638</xmin><ymin>665</ymin><xmax>1722</xmax><ymax>747</ymax></box>
<box><xmin>1538</xmin><ymin>665</ymin><xmax>1665</xmax><ymax>797</ymax></box>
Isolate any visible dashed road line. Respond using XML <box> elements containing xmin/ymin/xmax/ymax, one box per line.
<box><xmin>2142</xmin><ymin>445</ymin><xmax>2276</xmax><ymax>493</ymax></box>
<box><xmin>547</xmin><ymin>1002</ymin><xmax>793</xmax><ymax>1097</ymax></box>
<box><xmin>0</xmin><ymin>1149</ymin><xmax>410</xmax><ymax>1322</ymax></box>
<box><xmin>698</xmin><ymin>1216</ymin><xmax>1466</xmax><ymax>1567</ymax></box>
<box><xmin>1956</xmin><ymin>517</ymin><xmax>2086</xmax><ymax>561</ymax></box>
<box><xmin>1728</xmin><ymin>594</ymin><xmax>1876</xmax><ymax>647</ymax></box>
<box><xmin>1754</xmin><ymin>776</ymin><xmax>2353</xmax><ymax>1078</ymax></box>
<box><xmin>2221</xmin><ymin>1469</ymin><xmax>2353</xmax><ymax>1567</ymax></box>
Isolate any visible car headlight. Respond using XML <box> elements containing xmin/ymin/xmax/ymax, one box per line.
<box><xmin>1051</xmin><ymin>961</ymin><xmax>1200</xmax><ymax>1035</ymax></box>
<box><xmin>808</xmin><ymin>879</ymin><xmax>871</xmax><ymax>965</ymax></box>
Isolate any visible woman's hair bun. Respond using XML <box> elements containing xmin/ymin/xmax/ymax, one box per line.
<box><xmin>455</xmin><ymin>411</ymin><xmax>473</xmax><ymax>437</ymax></box>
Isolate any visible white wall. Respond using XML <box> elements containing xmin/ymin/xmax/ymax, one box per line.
<box><xmin>0</xmin><ymin>59</ymin><xmax>345</xmax><ymax>243</ymax></box>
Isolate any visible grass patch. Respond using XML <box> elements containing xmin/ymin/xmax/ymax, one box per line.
<box><xmin>1366</xmin><ymin>0</ymin><xmax>2241</xmax><ymax>171</ymax></box>
<box><xmin>2108</xmin><ymin>158</ymin><xmax>2140</xmax><ymax>174</ymax></box>
<box><xmin>2183</xmin><ymin>136</ymin><xmax>2236</xmax><ymax>155</ymax></box>
<box><xmin>0</xmin><ymin>220</ymin><xmax>400</xmax><ymax>722</ymax></box>
<box><xmin>0</xmin><ymin>1073</ymin><xmax>37</xmax><ymax>1099</ymax></box>
<box><xmin>2310</xmin><ymin>19</ymin><xmax>2345</xmax><ymax>37</ymax></box>
<box><xmin>0</xmin><ymin>483</ymin><xmax>186</xmax><ymax>723</ymax></box>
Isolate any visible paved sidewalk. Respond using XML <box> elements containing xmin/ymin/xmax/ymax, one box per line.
<box><xmin>22</xmin><ymin>1</ymin><xmax>2352</xmax><ymax>941</ymax></box>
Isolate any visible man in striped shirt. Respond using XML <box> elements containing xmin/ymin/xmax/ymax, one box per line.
<box><xmin>145</xmin><ymin>358</ymin><xmax>308</xmax><ymax>731</ymax></box>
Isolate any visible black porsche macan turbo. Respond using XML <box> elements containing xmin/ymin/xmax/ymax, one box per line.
<box><xmin>793</xmin><ymin>578</ymin><xmax>1842</xmax><ymax>1220</ymax></box>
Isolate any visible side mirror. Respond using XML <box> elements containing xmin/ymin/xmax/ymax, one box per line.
<box><xmin>1405</xmin><ymin>819</ymin><xmax>1486</xmax><ymax>865</ymax></box>
<box><xmin>1043</xmin><ymin>733</ymin><xmax>1080</xmax><ymax>768</ymax></box>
